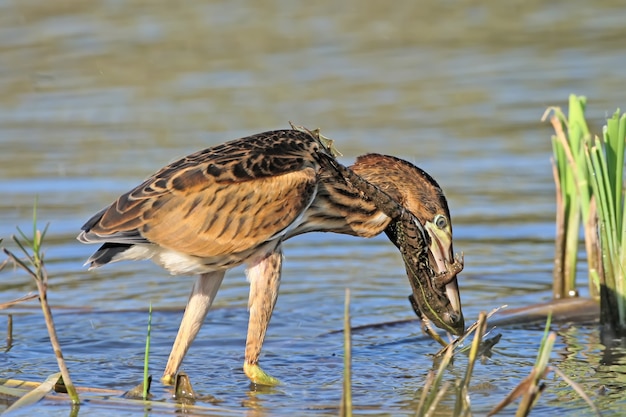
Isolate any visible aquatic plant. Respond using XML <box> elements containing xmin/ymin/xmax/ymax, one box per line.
<box><xmin>546</xmin><ymin>95</ymin><xmax>594</xmax><ymax>299</ymax></box>
<box><xmin>546</xmin><ymin>95</ymin><xmax>626</xmax><ymax>334</ymax></box>
<box><xmin>1</xmin><ymin>204</ymin><xmax>80</xmax><ymax>405</ymax></box>
<box><xmin>585</xmin><ymin>108</ymin><xmax>626</xmax><ymax>334</ymax></box>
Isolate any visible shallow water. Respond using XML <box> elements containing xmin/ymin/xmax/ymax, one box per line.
<box><xmin>1</xmin><ymin>0</ymin><xmax>626</xmax><ymax>415</ymax></box>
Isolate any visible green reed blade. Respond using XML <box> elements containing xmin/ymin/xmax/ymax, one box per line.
<box><xmin>454</xmin><ymin>312</ymin><xmax>487</xmax><ymax>416</ymax></box>
<box><xmin>604</xmin><ymin>111</ymin><xmax>625</xmax><ymax>232</ymax></box>
<box><xmin>535</xmin><ymin>312</ymin><xmax>552</xmax><ymax>367</ymax></box>
<box><xmin>547</xmin><ymin>98</ymin><xmax>590</xmax><ymax>297</ymax></box>
<box><xmin>581</xmin><ymin>105</ymin><xmax>626</xmax><ymax>330</ymax></box>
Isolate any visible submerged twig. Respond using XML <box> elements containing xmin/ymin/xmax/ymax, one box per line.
<box><xmin>415</xmin><ymin>345</ymin><xmax>453</xmax><ymax>416</ymax></box>
<box><xmin>415</xmin><ymin>371</ymin><xmax>435</xmax><ymax>415</ymax></box>
<box><xmin>550</xmin><ymin>366</ymin><xmax>602</xmax><ymax>417</ymax></box>
<box><xmin>425</xmin><ymin>381</ymin><xmax>450</xmax><ymax>417</ymax></box>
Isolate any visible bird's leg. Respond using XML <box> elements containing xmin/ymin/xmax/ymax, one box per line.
<box><xmin>243</xmin><ymin>247</ymin><xmax>283</xmax><ymax>386</ymax></box>
<box><xmin>433</xmin><ymin>253</ymin><xmax>464</xmax><ymax>288</ymax></box>
<box><xmin>161</xmin><ymin>271</ymin><xmax>225</xmax><ymax>385</ymax></box>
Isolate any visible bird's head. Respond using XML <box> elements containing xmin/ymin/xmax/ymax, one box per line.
<box><xmin>351</xmin><ymin>154</ymin><xmax>465</xmax><ymax>336</ymax></box>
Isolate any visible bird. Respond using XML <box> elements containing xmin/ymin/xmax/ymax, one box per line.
<box><xmin>78</xmin><ymin>126</ymin><xmax>464</xmax><ymax>386</ymax></box>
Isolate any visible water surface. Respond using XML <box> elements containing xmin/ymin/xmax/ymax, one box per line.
<box><xmin>2</xmin><ymin>1</ymin><xmax>626</xmax><ymax>415</ymax></box>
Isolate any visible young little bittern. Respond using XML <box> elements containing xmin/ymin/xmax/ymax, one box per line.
<box><xmin>78</xmin><ymin>127</ymin><xmax>464</xmax><ymax>385</ymax></box>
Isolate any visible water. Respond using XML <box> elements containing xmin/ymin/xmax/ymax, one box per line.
<box><xmin>1</xmin><ymin>0</ymin><xmax>626</xmax><ymax>415</ymax></box>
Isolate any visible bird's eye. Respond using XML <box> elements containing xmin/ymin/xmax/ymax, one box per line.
<box><xmin>434</xmin><ymin>214</ymin><xmax>448</xmax><ymax>229</ymax></box>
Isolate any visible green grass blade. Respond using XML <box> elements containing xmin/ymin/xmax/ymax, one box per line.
<box><xmin>591</xmin><ymin>146</ymin><xmax>617</xmax><ymax>251</ymax></box>
<box><xmin>590</xmin><ymin>144</ymin><xmax>620</xmax><ymax>284</ymax></box>
<box><xmin>604</xmin><ymin>111</ymin><xmax>624</xmax><ymax>233</ymax></box>
<box><xmin>577</xmin><ymin>103</ymin><xmax>626</xmax><ymax>331</ymax></box>
<box><xmin>615</xmin><ymin>113</ymin><xmax>626</xmax><ymax>325</ymax></box>
<box><xmin>11</xmin><ymin>231</ymin><xmax>35</xmax><ymax>265</ymax></box>
<box><xmin>535</xmin><ymin>312</ymin><xmax>553</xmax><ymax>367</ymax></box>
<box><xmin>567</xmin><ymin>94</ymin><xmax>589</xmax><ymax>151</ymax></box>
<box><xmin>32</xmin><ymin>197</ymin><xmax>38</xmax><ymax>252</ymax></box>
<box><xmin>597</xmin><ymin>141</ymin><xmax>619</xmax><ymax>242</ymax></box>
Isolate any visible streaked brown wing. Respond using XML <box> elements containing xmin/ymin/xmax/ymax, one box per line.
<box><xmin>81</xmin><ymin>130</ymin><xmax>321</xmax><ymax>258</ymax></box>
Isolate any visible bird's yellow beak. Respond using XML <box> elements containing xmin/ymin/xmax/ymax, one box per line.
<box><xmin>421</xmin><ymin>221</ymin><xmax>465</xmax><ymax>335</ymax></box>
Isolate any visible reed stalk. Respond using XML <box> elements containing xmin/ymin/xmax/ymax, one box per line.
<box><xmin>546</xmin><ymin>95</ymin><xmax>626</xmax><ymax>334</ymax></box>
<box><xmin>546</xmin><ymin>95</ymin><xmax>594</xmax><ymax>299</ymax></box>
<box><xmin>584</xmin><ymin>108</ymin><xmax>626</xmax><ymax>333</ymax></box>
<box><xmin>143</xmin><ymin>303</ymin><xmax>152</xmax><ymax>400</ymax></box>
<box><xmin>454</xmin><ymin>311</ymin><xmax>487</xmax><ymax>416</ymax></box>
<box><xmin>6</xmin><ymin>314</ymin><xmax>13</xmax><ymax>351</ymax></box>
<box><xmin>2</xmin><ymin>204</ymin><xmax>80</xmax><ymax>405</ymax></box>
<box><xmin>340</xmin><ymin>288</ymin><xmax>352</xmax><ymax>417</ymax></box>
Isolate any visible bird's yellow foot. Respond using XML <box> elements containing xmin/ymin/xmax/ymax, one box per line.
<box><xmin>161</xmin><ymin>373</ymin><xmax>175</xmax><ymax>385</ymax></box>
<box><xmin>243</xmin><ymin>363</ymin><xmax>281</xmax><ymax>386</ymax></box>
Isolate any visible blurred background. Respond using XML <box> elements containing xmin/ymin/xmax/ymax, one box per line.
<box><xmin>1</xmin><ymin>1</ymin><xmax>626</xmax><ymax>415</ymax></box>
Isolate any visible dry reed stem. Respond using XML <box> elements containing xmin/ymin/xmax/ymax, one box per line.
<box><xmin>3</xmin><ymin>241</ymin><xmax>80</xmax><ymax>405</ymax></box>
<box><xmin>0</xmin><ymin>293</ymin><xmax>39</xmax><ymax>310</ymax></box>
<box><xmin>2</xmin><ymin>372</ymin><xmax>61</xmax><ymax>414</ymax></box>
<box><xmin>5</xmin><ymin>314</ymin><xmax>12</xmax><ymax>351</ymax></box>
<box><xmin>551</xmin><ymin>156</ymin><xmax>566</xmax><ymax>298</ymax></box>
<box><xmin>550</xmin><ymin>114</ymin><xmax>583</xmax><ymax>298</ymax></box>
<box><xmin>340</xmin><ymin>288</ymin><xmax>352</xmax><ymax>417</ymax></box>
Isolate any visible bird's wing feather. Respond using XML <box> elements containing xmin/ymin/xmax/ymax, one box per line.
<box><xmin>79</xmin><ymin>130</ymin><xmax>321</xmax><ymax>258</ymax></box>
